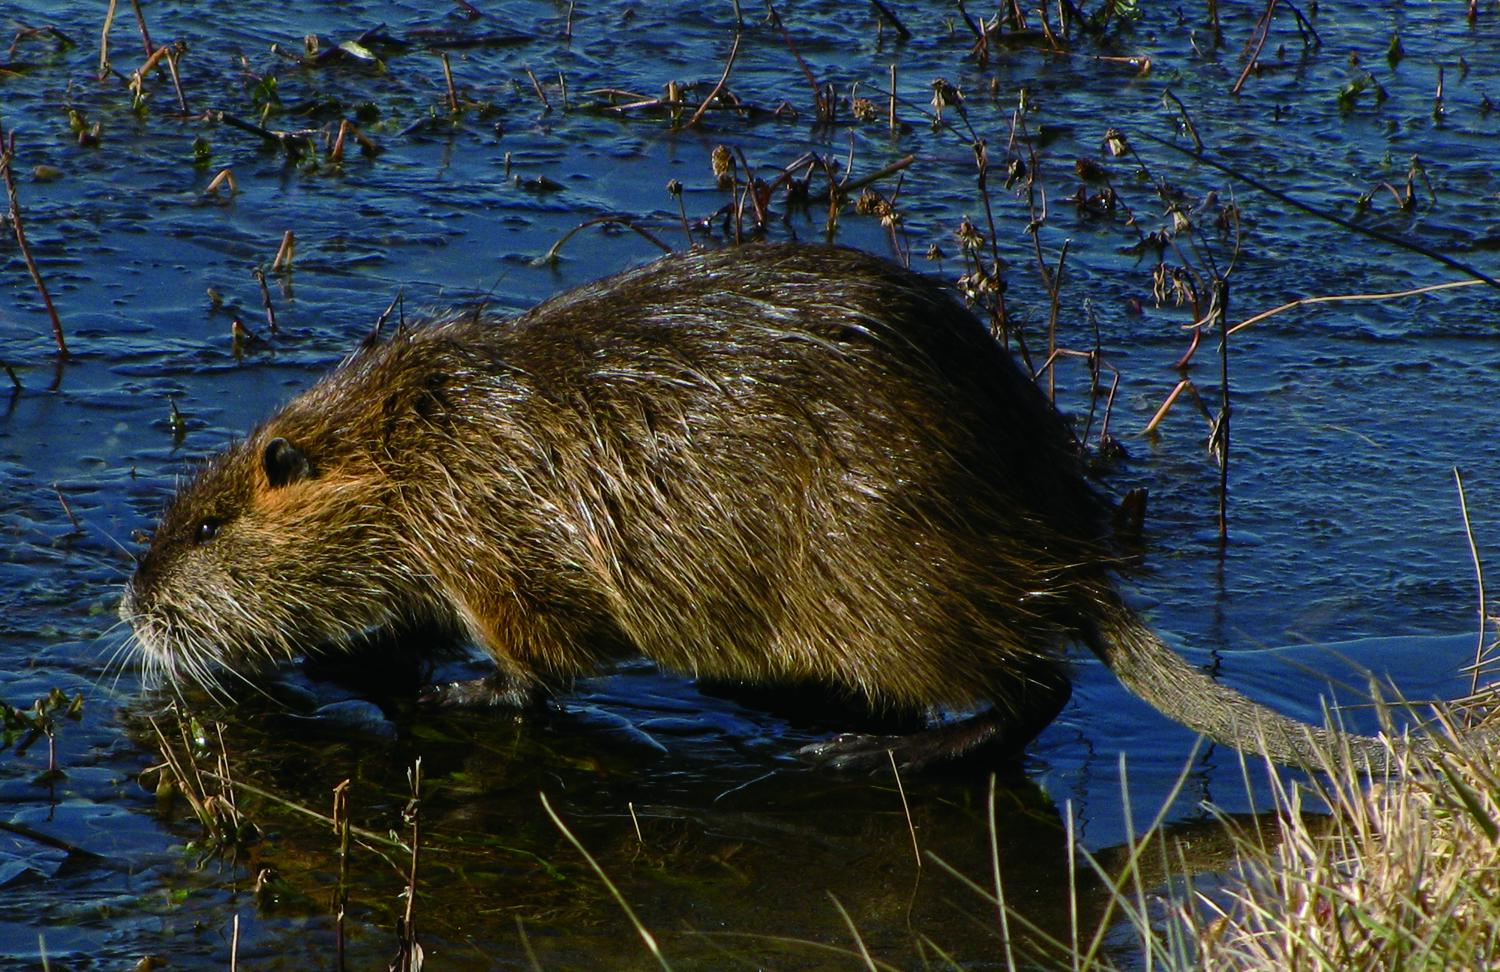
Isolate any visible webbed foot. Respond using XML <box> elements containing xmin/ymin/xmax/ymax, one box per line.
<box><xmin>799</xmin><ymin>709</ymin><xmax>1024</xmax><ymax>773</ymax></box>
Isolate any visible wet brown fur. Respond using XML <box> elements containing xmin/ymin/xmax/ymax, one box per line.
<box><xmin>122</xmin><ymin>243</ymin><xmax>1395</xmax><ymax>769</ymax></box>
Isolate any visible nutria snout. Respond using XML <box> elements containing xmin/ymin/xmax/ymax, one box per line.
<box><xmin>122</xmin><ymin>242</ymin><xmax>1404</xmax><ymax>770</ymax></box>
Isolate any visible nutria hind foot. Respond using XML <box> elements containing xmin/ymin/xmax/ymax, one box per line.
<box><xmin>802</xmin><ymin>675</ymin><xmax>1073</xmax><ymax>773</ymax></box>
<box><xmin>798</xmin><ymin>709</ymin><xmax>1026</xmax><ymax>773</ymax></box>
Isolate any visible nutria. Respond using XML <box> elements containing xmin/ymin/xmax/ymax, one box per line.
<box><xmin>122</xmin><ymin>243</ymin><xmax>1400</xmax><ymax>770</ymax></box>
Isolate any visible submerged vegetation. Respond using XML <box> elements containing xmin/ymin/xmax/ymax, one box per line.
<box><xmin>2</xmin><ymin>0</ymin><xmax>1500</xmax><ymax>968</ymax></box>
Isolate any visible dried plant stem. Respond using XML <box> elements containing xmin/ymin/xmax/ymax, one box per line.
<box><xmin>332</xmin><ymin>779</ymin><xmax>351</xmax><ymax>972</ymax></box>
<box><xmin>1231</xmin><ymin>0</ymin><xmax>1278</xmax><ymax>96</ymax></box>
<box><xmin>439</xmin><ymin>51</ymin><xmax>459</xmax><ymax>113</ymax></box>
<box><xmin>329</xmin><ymin>120</ymin><xmax>350</xmax><ymax>163</ymax></box>
<box><xmin>765</xmin><ymin>1</ymin><xmax>823</xmax><ymax>114</ymax></box>
<box><xmin>1212</xmin><ymin>278</ymin><xmax>1230</xmax><ymax>542</ymax></box>
<box><xmin>887</xmin><ymin>63</ymin><xmax>897</xmax><ymax>135</ymax></box>
<box><xmin>252</xmin><ymin>268</ymin><xmax>277</xmax><ymax>333</ymax></box>
<box><xmin>1227</xmin><ymin>278</ymin><xmax>1484</xmax><ymax>335</ymax></box>
<box><xmin>886</xmin><ymin>750</ymin><xmax>920</xmax><ymax>870</ymax></box>
<box><xmin>204</xmin><ymin>168</ymin><xmax>237</xmax><ymax>195</ymax></box>
<box><xmin>685</xmin><ymin>32</ymin><xmax>740</xmax><ymax>129</ymax></box>
<box><xmin>164</xmin><ymin>45</ymin><xmax>188</xmax><ymax>114</ymax></box>
<box><xmin>128</xmin><ymin>0</ymin><xmax>154</xmax><ymax>56</ymax></box>
<box><xmin>1</xmin><ymin>133</ymin><xmax>68</xmax><ymax>357</ymax></box>
<box><xmin>1043</xmin><ymin>240</ymin><xmax>1070</xmax><ymax>402</ymax></box>
<box><xmin>53</xmin><ymin>485</ymin><xmax>79</xmax><ymax>531</ymax></box>
<box><xmin>394</xmin><ymin>759</ymin><xmax>423</xmax><ymax>972</ymax></box>
<box><xmin>808</xmin><ymin>153</ymin><xmax>913</xmax><ymax>203</ymax></box>
<box><xmin>541</xmin><ymin>792</ymin><xmax>672</xmax><ymax>971</ymax></box>
<box><xmin>523</xmin><ymin>65</ymin><xmax>552</xmax><ymax>111</ymax></box>
<box><xmin>1454</xmin><ymin>467</ymin><xmax>1488</xmax><ymax>702</ymax></box>
<box><xmin>539</xmin><ymin>214</ymin><xmax>673</xmax><ymax>264</ymax></box>
<box><xmin>271</xmin><ymin>230</ymin><xmax>295</xmax><ymax>271</ymax></box>
<box><xmin>98</xmin><ymin>0</ymin><xmax>118</xmax><ymax>78</ymax></box>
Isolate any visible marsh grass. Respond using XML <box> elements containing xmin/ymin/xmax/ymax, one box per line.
<box><xmin>1185</xmin><ymin>711</ymin><xmax>1500</xmax><ymax>969</ymax></box>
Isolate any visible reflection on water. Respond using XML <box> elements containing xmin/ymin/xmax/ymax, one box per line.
<box><xmin>2</xmin><ymin>0</ymin><xmax>1499</xmax><ymax>966</ymax></box>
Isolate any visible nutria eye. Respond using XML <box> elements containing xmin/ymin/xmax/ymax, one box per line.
<box><xmin>194</xmin><ymin>519</ymin><xmax>222</xmax><ymax>544</ymax></box>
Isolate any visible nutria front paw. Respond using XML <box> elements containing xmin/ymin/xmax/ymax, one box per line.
<box><xmin>420</xmin><ymin>673</ymin><xmax>535</xmax><ymax>708</ymax></box>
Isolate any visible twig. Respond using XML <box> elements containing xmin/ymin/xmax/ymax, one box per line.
<box><xmin>164</xmin><ymin>44</ymin><xmax>188</xmax><ymax>113</ymax></box>
<box><xmin>53</xmin><ymin>485</ymin><xmax>80</xmax><ymax>531</ymax></box>
<box><xmin>1</xmin><ymin>132</ymin><xmax>68</xmax><ymax>357</ymax></box>
<box><xmin>1159</xmin><ymin>89</ymin><xmax>1203</xmax><ymax>154</ymax></box>
<box><xmin>438</xmin><ymin>51</ymin><xmax>459</xmax><ymax>113</ymax></box>
<box><xmin>523</xmin><ymin>65</ymin><xmax>552</xmax><ymax>111</ymax></box>
<box><xmin>98</xmin><ymin>0</ymin><xmax>118</xmax><ymax>78</ymax></box>
<box><xmin>807</xmin><ymin>153</ymin><xmax>914</xmax><ymax>202</ymax></box>
<box><xmin>1142</xmin><ymin>378</ymin><xmax>1191</xmax><ymax>436</ymax></box>
<box><xmin>1231</xmin><ymin>0</ymin><xmax>1278</xmax><ymax>96</ymax></box>
<box><xmin>252</xmin><ymin>268</ymin><xmax>277</xmax><ymax>333</ymax></box>
<box><xmin>538</xmin><ymin>215</ymin><xmax>673</xmax><ymax>264</ymax></box>
<box><xmin>392</xmin><ymin>759</ymin><xmax>423</xmax><ymax>972</ymax></box>
<box><xmin>887</xmin><ymin>63</ymin><xmax>897</xmax><ymax>135</ymax></box>
<box><xmin>128</xmin><ymin>0</ymin><xmax>154</xmax><ymax>56</ymax></box>
<box><xmin>203</xmin><ymin>168</ymin><xmax>237</xmax><ymax>195</ymax></box>
<box><xmin>271</xmin><ymin>230</ymin><xmax>295</xmax><ymax>272</ymax></box>
<box><xmin>685</xmin><ymin>32</ymin><xmax>741</xmax><ymax>128</ymax></box>
<box><xmin>1227</xmin><ymin>278</ymin><xmax>1484</xmax><ymax>335</ymax></box>
<box><xmin>332</xmin><ymin>779</ymin><xmax>351</xmax><ymax>972</ymax></box>
<box><xmin>765</xmin><ymin>1</ymin><xmax>822</xmax><ymax>114</ymax></box>
<box><xmin>1211</xmin><ymin>277</ymin><xmax>1230</xmax><ymax>542</ymax></box>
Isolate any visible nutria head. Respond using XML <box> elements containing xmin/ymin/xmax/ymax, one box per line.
<box><xmin>120</xmin><ymin>417</ymin><xmax>439</xmax><ymax>692</ymax></box>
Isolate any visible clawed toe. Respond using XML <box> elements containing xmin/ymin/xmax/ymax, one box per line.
<box><xmin>419</xmin><ymin>674</ymin><xmax>533</xmax><ymax>708</ymax></box>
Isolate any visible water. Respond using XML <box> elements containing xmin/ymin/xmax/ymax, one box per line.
<box><xmin>2</xmin><ymin>1</ymin><xmax>1499</xmax><ymax>967</ymax></box>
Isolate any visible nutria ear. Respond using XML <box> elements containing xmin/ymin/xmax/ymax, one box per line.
<box><xmin>262</xmin><ymin>437</ymin><xmax>312</xmax><ymax>488</ymax></box>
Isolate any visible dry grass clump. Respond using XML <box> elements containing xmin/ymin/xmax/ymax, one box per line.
<box><xmin>1184</xmin><ymin>707</ymin><xmax>1500</xmax><ymax>970</ymax></box>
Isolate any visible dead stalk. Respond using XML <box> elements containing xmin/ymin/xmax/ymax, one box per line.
<box><xmin>1212</xmin><ymin>278</ymin><xmax>1230</xmax><ymax>542</ymax></box>
<box><xmin>252</xmin><ymin>268</ymin><xmax>277</xmax><ymax>333</ymax></box>
<box><xmin>439</xmin><ymin>51</ymin><xmax>459</xmax><ymax>113</ymax></box>
<box><xmin>98</xmin><ymin>0</ymin><xmax>118</xmax><ymax>78</ymax></box>
<box><xmin>128</xmin><ymin>0</ymin><xmax>153</xmax><ymax>57</ymax></box>
<box><xmin>271</xmin><ymin>230</ymin><xmax>296</xmax><ymax>272</ymax></box>
<box><xmin>332</xmin><ymin>779</ymin><xmax>351</xmax><ymax>971</ymax></box>
<box><xmin>1</xmin><ymin>132</ymin><xmax>68</xmax><ymax>357</ymax></box>
<box><xmin>685</xmin><ymin>32</ymin><xmax>741</xmax><ymax>129</ymax></box>
<box><xmin>1454</xmin><ymin>468</ymin><xmax>1488</xmax><ymax>705</ymax></box>
<box><xmin>204</xmin><ymin>168</ymin><xmax>237</xmax><ymax>195</ymax></box>
<box><xmin>523</xmin><ymin>65</ymin><xmax>552</xmax><ymax>111</ymax></box>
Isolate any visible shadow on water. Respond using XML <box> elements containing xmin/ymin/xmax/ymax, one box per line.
<box><xmin>105</xmin><ymin>655</ymin><xmax>1232</xmax><ymax>971</ymax></box>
